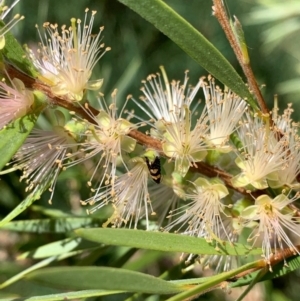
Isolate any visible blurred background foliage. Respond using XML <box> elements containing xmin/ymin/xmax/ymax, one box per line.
<box><xmin>0</xmin><ymin>0</ymin><xmax>300</xmax><ymax>300</ymax></box>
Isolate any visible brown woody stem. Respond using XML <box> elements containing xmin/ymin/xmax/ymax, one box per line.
<box><xmin>212</xmin><ymin>0</ymin><xmax>269</xmax><ymax>115</ymax></box>
<box><xmin>6</xmin><ymin>63</ymin><xmax>256</xmax><ymax>197</ymax></box>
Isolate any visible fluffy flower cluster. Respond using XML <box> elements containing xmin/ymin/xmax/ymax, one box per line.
<box><xmin>1</xmin><ymin>3</ymin><xmax>300</xmax><ymax>273</ymax></box>
<box><xmin>30</xmin><ymin>8</ymin><xmax>110</xmax><ymax>101</ymax></box>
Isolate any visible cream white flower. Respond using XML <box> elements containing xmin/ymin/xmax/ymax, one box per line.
<box><xmin>241</xmin><ymin>193</ymin><xmax>300</xmax><ymax>267</ymax></box>
<box><xmin>162</xmin><ymin>107</ymin><xmax>208</xmax><ymax>177</ymax></box>
<box><xmin>149</xmin><ymin>182</ymin><xmax>182</xmax><ymax>227</ymax></box>
<box><xmin>31</xmin><ymin>8</ymin><xmax>110</xmax><ymax>101</ymax></box>
<box><xmin>135</xmin><ymin>70</ymin><xmax>204</xmax><ymax>124</ymax></box>
<box><xmin>132</xmin><ymin>69</ymin><xmax>208</xmax><ymax>176</ymax></box>
<box><xmin>202</xmin><ymin>76</ymin><xmax>247</xmax><ymax>152</ymax></box>
<box><xmin>269</xmin><ymin>104</ymin><xmax>300</xmax><ymax>189</ymax></box>
<box><xmin>165</xmin><ymin>177</ymin><xmax>231</xmax><ymax>243</ymax></box>
<box><xmin>197</xmin><ymin>216</ymin><xmax>242</xmax><ymax>272</ymax></box>
<box><xmin>1</xmin><ymin>125</ymin><xmax>77</xmax><ymax>203</ymax></box>
<box><xmin>231</xmin><ymin>112</ymin><xmax>291</xmax><ymax>190</ymax></box>
<box><xmin>135</xmin><ymin>70</ymin><xmax>209</xmax><ymax>176</ymax></box>
<box><xmin>82</xmin><ymin>158</ymin><xmax>154</xmax><ymax>229</ymax></box>
<box><xmin>0</xmin><ymin>78</ymin><xmax>34</xmax><ymax>129</ymax></box>
<box><xmin>72</xmin><ymin>90</ymin><xmax>138</xmax><ymax>193</ymax></box>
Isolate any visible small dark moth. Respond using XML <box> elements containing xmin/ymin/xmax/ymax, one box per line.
<box><xmin>145</xmin><ymin>156</ymin><xmax>161</xmax><ymax>184</ymax></box>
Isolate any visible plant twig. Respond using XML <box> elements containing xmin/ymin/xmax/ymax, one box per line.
<box><xmin>6</xmin><ymin>63</ymin><xmax>258</xmax><ymax>197</ymax></box>
<box><xmin>212</xmin><ymin>0</ymin><xmax>269</xmax><ymax>115</ymax></box>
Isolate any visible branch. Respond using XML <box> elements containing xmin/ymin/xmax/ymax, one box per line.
<box><xmin>212</xmin><ymin>0</ymin><xmax>269</xmax><ymax>115</ymax></box>
<box><xmin>6</xmin><ymin>63</ymin><xmax>258</xmax><ymax>197</ymax></box>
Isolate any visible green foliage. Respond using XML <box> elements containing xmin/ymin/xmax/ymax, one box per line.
<box><xmin>26</xmin><ymin>266</ymin><xmax>183</xmax><ymax>294</ymax></box>
<box><xmin>1</xmin><ymin>1</ymin><xmax>300</xmax><ymax>301</ymax></box>
<box><xmin>0</xmin><ymin>114</ymin><xmax>37</xmax><ymax>170</ymax></box>
<box><xmin>118</xmin><ymin>0</ymin><xmax>258</xmax><ymax>110</ymax></box>
<box><xmin>2</xmin><ymin>30</ymin><xmax>38</xmax><ymax>77</ymax></box>
<box><xmin>75</xmin><ymin>227</ymin><xmax>262</xmax><ymax>256</ymax></box>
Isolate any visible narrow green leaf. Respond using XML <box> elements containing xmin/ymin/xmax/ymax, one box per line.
<box><xmin>230</xmin><ymin>254</ymin><xmax>300</xmax><ymax>288</ymax></box>
<box><xmin>0</xmin><ymin>191</ymin><xmax>41</xmax><ymax>227</ymax></box>
<box><xmin>0</xmin><ymin>97</ymin><xmax>48</xmax><ymax>226</ymax></box>
<box><xmin>75</xmin><ymin>228</ymin><xmax>262</xmax><ymax>256</ymax></box>
<box><xmin>166</xmin><ymin>261</ymin><xmax>261</xmax><ymax>301</ymax></box>
<box><xmin>0</xmin><ymin>86</ymin><xmax>47</xmax><ymax>173</ymax></box>
<box><xmin>0</xmin><ymin>114</ymin><xmax>38</xmax><ymax>171</ymax></box>
<box><xmin>123</xmin><ymin>250</ymin><xmax>164</xmax><ymax>271</ymax></box>
<box><xmin>30</xmin><ymin>205</ymin><xmax>73</xmax><ymax>217</ymax></box>
<box><xmin>233</xmin><ymin>269</ymin><xmax>266</xmax><ymax>301</ymax></box>
<box><xmin>118</xmin><ymin>0</ymin><xmax>258</xmax><ymax>110</ymax></box>
<box><xmin>268</xmin><ymin>254</ymin><xmax>300</xmax><ymax>278</ymax></box>
<box><xmin>0</xmin><ymin>256</ymin><xmax>57</xmax><ymax>290</ymax></box>
<box><xmin>2</xmin><ymin>217</ymin><xmax>102</xmax><ymax>233</ymax></box>
<box><xmin>0</xmin><ymin>290</ymin><xmax>124</xmax><ymax>301</ymax></box>
<box><xmin>18</xmin><ymin>238</ymin><xmax>99</xmax><ymax>259</ymax></box>
<box><xmin>0</xmin><ymin>249</ymin><xmax>93</xmax><ymax>290</ymax></box>
<box><xmin>26</xmin><ymin>267</ymin><xmax>183</xmax><ymax>294</ymax></box>
<box><xmin>2</xmin><ymin>29</ymin><xmax>38</xmax><ymax>77</ymax></box>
